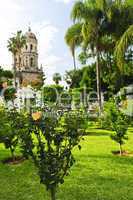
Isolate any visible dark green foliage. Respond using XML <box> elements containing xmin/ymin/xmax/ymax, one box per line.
<box><xmin>59</xmin><ymin>91</ymin><xmax>72</xmax><ymax>107</ymax></box>
<box><xmin>21</xmin><ymin>109</ymin><xmax>87</xmax><ymax>200</ymax></box>
<box><xmin>0</xmin><ymin>107</ymin><xmax>19</xmax><ymax>160</ymax></box>
<box><xmin>53</xmin><ymin>73</ymin><xmax>62</xmax><ymax>85</ymax></box>
<box><xmin>3</xmin><ymin>87</ymin><xmax>16</xmax><ymax>101</ymax></box>
<box><xmin>65</xmin><ymin>65</ymin><xmax>96</xmax><ymax>90</ymax></box>
<box><xmin>65</xmin><ymin>56</ymin><xmax>133</xmax><ymax>101</ymax></box>
<box><xmin>0</xmin><ymin>67</ymin><xmax>13</xmax><ymax>80</ymax></box>
<box><xmin>43</xmin><ymin>85</ymin><xmax>64</xmax><ymax>103</ymax></box>
<box><xmin>65</xmin><ymin>0</ymin><xmax>133</xmax><ymax>102</ymax></box>
<box><xmin>0</xmin><ymin>67</ymin><xmax>13</xmax><ymax>92</ymax></box>
<box><xmin>71</xmin><ymin>88</ymin><xmax>81</xmax><ymax>107</ymax></box>
<box><xmin>64</xmin><ymin>69</ymin><xmax>83</xmax><ymax>89</ymax></box>
<box><xmin>109</xmin><ymin>2</ymin><xmax>133</xmax><ymax>39</ymax></box>
<box><xmin>0</xmin><ymin>106</ymin><xmax>30</xmax><ymax>161</ymax></box>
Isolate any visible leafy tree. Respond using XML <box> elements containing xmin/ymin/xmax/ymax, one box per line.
<box><xmin>107</xmin><ymin>0</ymin><xmax>133</xmax><ymax>73</ymax></box>
<box><xmin>108</xmin><ymin>1</ymin><xmax>133</xmax><ymax>40</ymax></box>
<box><xmin>69</xmin><ymin>0</ymin><xmax>113</xmax><ymax>112</ymax></box>
<box><xmin>64</xmin><ymin>69</ymin><xmax>82</xmax><ymax>88</ymax></box>
<box><xmin>43</xmin><ymin>85</ymin><xmax>64</xmax><ymax>103</ymax></box>
<box><xmin>3</xmin><ymin>87</ymin><xmax>16</xmax><ymax>102</ymax></box>
<box><xmin>103</xmin><ymin>100</ymin><xmax>129</xmax><ymax>155</ymax></box>
<box><xmin>21</xmin><ymin>109</ymin><xmax>87</xmax><ymax>200</ymax></box>
<box><xmin>66</xmin><ymin>0</ymin><xmax>133</xmax><ymax>111</ymax></box>
<box><xmin>0</xmin><ymin>67</ymin><xmax>13</xmax><ymax>80</ymax></box>
<box><xmin>65</xmin><ymin>65</ymin><xmax>96</xmax><ymax>90</ymax></box>
<box><xmin>53</xmin><ymin>73</ymin><xmax>62</xmax><ymax>85</ymax></box>
<box><xmin>80</xmin><ymin>67</ymin><xmax>95</xmax><ymax>90</ymax></box>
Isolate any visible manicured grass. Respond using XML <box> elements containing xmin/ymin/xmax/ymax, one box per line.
<box><xmin>0</xmin><ymin>128</ymin><xmax>133</xmax><ymax>200</ymax></box>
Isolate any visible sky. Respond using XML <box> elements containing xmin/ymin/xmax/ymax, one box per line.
<box><xmin>0</xmin><ymin>0</ymin><xmax>76</xmax><ymax>84</ymax></box>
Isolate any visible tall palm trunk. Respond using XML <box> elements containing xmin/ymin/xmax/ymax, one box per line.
<box><xmin>50</xmin><ymin>187</ymin><xmax>56</xmax><ymax>200</ymax></box>
<box><xmin>72</xmin><ymin>49</ymin><xmax>76</xmax><ymax>70</ymax></box>
<box><xmin>13</xmin><ymin>54</ymin><xmax>17</xmax><ymax>88</ymax></box>
<box><xmin>96</xmin><ymin>46</ymin><xmax>102</xmax><ymax>113</ymax></box>
<box><xmin>18</xmin><ymin>54</ymin><xmax>22</xmax><ymax>86</ymax></box>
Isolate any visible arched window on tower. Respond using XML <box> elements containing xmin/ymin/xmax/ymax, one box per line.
<box><xmin>26</xmin><ymin>57</ymin><xmax>28</xmax><ymax>68</ymax></box>
<box><xmin>19</xmin><ymin>57</ymin><xmax>21</xmax><ymax>68</ymax></box>
<box><xmin>30</xmin><ymin>44</ymin><xmax>33</xmax><ymax>51</ymax></box>
<box><xmin>26</xmin><ymin>45</ymin><xmax>28</xmax><ymax>50</ymax></box>
<box><xmin>30</xmin><ymin>57</ymin><xmax>34</xmax><ymax>67</ymax></box>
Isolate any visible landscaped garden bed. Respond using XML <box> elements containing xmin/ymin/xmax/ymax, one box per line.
<box><xmin>0</xmin><ymin>127</ymin><xmax>133</xmax><ymax>200</ymax></box>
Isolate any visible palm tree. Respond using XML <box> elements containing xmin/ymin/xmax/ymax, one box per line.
<box><xmin>53</xmin><ymin>73</ymin><xmax>62</xmax><ymax>85</ymax></box>
<box><xmin>70</xmin><ymin>0</ymin><xmax>110</xmax><ymax>112</ymax></box>
<box><xmin>65</xmin><ymin>23</ymin><xmax>82</xmax><ymax>70</ymax></box>
<box><xmin>8</xmin><ymin>31</ymin><xmax>26</xmax><ymax>87</ymax></box>
<box><xmin>7</xmin><ymin>38</ymin><xmax>17</xmax><ymax>88</ymax></box>
<box><xmin>115</xmin><ymin>25</ymin><xmax>133</xmax><ymax>70</ymax></box>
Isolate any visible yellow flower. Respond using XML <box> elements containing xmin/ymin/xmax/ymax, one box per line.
<box><xmin>32</xmin><ymin>111</ymin><xmax>42</xmax><ymax>121</ymax></box>
<box><xmin>2</xmin><ymin>82</ymin><xmax>8</xmax><ymax>89</ymax></box>
<box><xmin>122</xmin><ymin>100</ymin><xmax>128</xmax><ymax>109</ymax></box>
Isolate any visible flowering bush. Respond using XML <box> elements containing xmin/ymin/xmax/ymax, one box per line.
<box><xmin>21</xmin><ymin>109</ymin><xmax>87</xmax><ymax>200</ymax></box>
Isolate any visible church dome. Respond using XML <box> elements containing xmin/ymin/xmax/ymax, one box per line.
<box><xmin>25</xmin><ymin>27</ymin><xmax>37</xmax><ymax>41</ymax></box>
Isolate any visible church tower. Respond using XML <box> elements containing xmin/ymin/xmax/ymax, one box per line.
<box><xmin>22</xmin><ymin>27</ymin><xmax>38</xmax><ymax>70</ymax></box>
<box><xmin>16</xmin><ymin>28</ymin><xmax>43</xmax><ymax>88</ymax></box>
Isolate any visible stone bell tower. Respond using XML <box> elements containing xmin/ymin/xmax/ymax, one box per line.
<box><xmin>22</xmin><ymin>27</ymin><xmax>38</xmax><ymax>70</ymax></box>
<box><xmin>16</xmin><ymin>27</ymin><xmax>43</xmax><ymax>87</ymax></box>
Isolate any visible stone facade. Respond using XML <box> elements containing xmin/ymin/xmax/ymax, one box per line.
<box><xmin>15</xmin><ymin>27</ymin><xmax>43</xmax><ymax>87</ymax></box>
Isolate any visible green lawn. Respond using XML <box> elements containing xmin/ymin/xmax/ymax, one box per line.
<box><xmin>0</xmin><ymin>128</ymin><xmax>133</xmax><ymax>200</ymax></box>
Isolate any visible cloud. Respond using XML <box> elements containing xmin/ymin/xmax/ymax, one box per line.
<box><xmin>0</xmin><ymin>0</ymin><xmax>74</xmax><ymax>85</ymax></box>
<box><xmin>0</xmin><ymin>0</ymin><xmax>65</xmax><ymax>84</ymax></box>
<box><xmin>0</xmin><ymin>0</ymin><xmax>24</xmax><ymax>68</ymax></box>
<box><xmin>55</xmin><ymin>0</ymin><xmax>73</xmax><ymax>4</ymax></box>
<box><xmin>33</xmin><ymin>22</ymin><xmax>59</xmax><ymax>59</ymax></box>
<box><xmin>33</xmin><ymin>22</ymin><xmax>61</xmax><ymax>84</ymax></box>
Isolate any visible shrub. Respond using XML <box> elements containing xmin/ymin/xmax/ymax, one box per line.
<box><xmin>43</xmin><ymin>85</ymin><xmax>64</xmax><ymax>103</ymax></box>
<box><xmin>21</xmin><ymin>109</ymin><xmax>87</xmax><ymax>200</ymax></box>
<box><xmin>0</xmin><ymin>107</ymin><xmax>30</xmax><ymax>161</ymax></box>
<box><xmin>3</xmin><ymin>87</ymin><xmax>16</xmax><ymax>102</ymax></box>
<box><xmin>103</xmin><ymin>100</ymin><xmax>129</xmax><ymax>155</ymax></box>
<box><xmin>0</xmin><ymin>107</ymin><xmax>19</xmax><ymax>161</ymax></box>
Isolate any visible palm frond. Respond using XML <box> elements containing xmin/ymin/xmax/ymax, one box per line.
<box><xmin>115</xmin><ymin>25</ymin><xmax>133</xmax><ymax>70</ymax></box>
<box><xmin>7</xmin><ymin>31</ymin><xmax>26</xmax><ymax>55</ymax></box>
<box><xmin>65</xmin><ymin>23</ymin><xmax>82</xmax><ymax>55</ymax></box>
<box><xmin>71</xmin><ymin>1</ymin><xmax>86</xmax><ymax>22</ymax></box>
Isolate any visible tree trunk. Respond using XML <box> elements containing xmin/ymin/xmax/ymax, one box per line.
<box><xmin>18</xmin><ymin>54</ymin><xmax>22</xmax><ymax>86</ymax></box>
<box><xmin>13</xmin><ymin>55</ymin><xmax>17</xmax><ymax>88</ymax></box>
<box><xmin>96</xmin><ymin>47</ymin><xmax>102</xmax><ymax>114</ymax></box>
<box><xmin>119</xmin><ymin>143</ymin><xmax>123</xmax><ymax>156</ymax></box>
<box><xmin>10</xmin><ymin>146</ymin><xmax>15</xmax><ymax>162</ymax></box>
<box><xmin>73</xmin><ymin>50</ymin><xmax>77</xmax><ymax>70</ymax></box>
<box><xmin>50</xmin><ymin>187</ymin><xmax>56</xmax><ymax>200</ymax></box>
